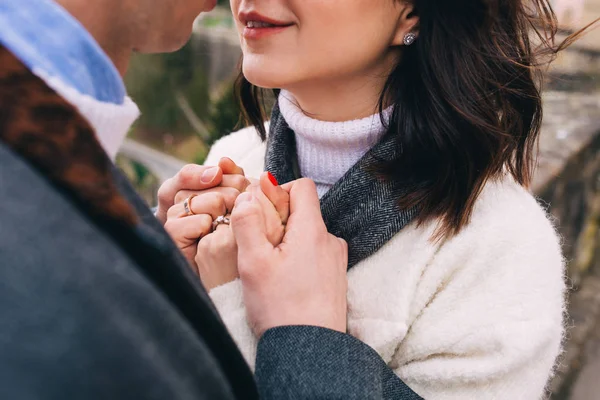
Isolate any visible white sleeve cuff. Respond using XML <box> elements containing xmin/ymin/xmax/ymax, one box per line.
<box><xmin>209</xmin><ymin>279</ymin><xmax>258</xmax><ymax>369</ymax></box>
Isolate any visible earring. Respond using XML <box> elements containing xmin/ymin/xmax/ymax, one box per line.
<box><xmin>403</xmin><ymin>32</ymin><xmax>417</xmax><ymax>46</ymax></box>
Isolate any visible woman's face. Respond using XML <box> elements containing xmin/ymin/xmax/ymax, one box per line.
<box><xmin>230</xmin><ymin>0</ymin><xmax>410</xmax><ymax>91</ymax></box>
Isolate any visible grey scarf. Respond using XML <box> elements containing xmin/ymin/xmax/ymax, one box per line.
<box><xmin>265</xmin><ymin>102</ymin><xmax>418</xmax><ymax>268</ymax></box>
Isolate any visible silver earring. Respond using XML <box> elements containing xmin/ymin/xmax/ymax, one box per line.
<box><xmin>403</xmin><ymin>32</ymin><xmax>417</xmax><ymax>46</ymax></box>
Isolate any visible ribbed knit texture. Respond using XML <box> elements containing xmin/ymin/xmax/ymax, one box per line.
<box><xmin>38</xmin><ymin>70</ymin><xmax>140</xmax><ymax>160</ymax></box>
<box><xmin>264</xmin><ymin>101</ymin><xmax>417</xmax><ymax>269</ymax></box>
<box><xmin>278</xmin><ymin>91</ymin><xmax>389</xmax><ymax>198</ymax></box>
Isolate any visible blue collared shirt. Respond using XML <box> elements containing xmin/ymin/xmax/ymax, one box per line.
<box><xmin>0</xmin><ymin>0</ymin><xmax>125</xmax><ymax>104</ymax></box>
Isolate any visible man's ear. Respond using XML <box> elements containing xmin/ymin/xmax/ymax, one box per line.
<box><xmin>391</xmin><ymin>1</ymin><xmax>420</xmax><ymax>46</ymax></box>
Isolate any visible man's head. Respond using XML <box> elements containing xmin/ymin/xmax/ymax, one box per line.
<box><xmin>127</xmin><ymin>0</ymin><xmax>217</xmax><ymax>53</ymax></box>
<box><xmin>55</xmin><ymin>0</ymin><xmax>217</xmax><ymax>65</ymax></box>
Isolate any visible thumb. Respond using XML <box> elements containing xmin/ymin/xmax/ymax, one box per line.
<box><xmin>218</xmin><ymin>157</ymin><xmax>245</xmax><ymax>176</ymax></box>
<box><xmin>260</xmin><ymin>172</ymin><xmax>290</xmax><ymax>223</ymax></box>
<box><xmin>231</xmin><ymin>192</ymin><xmax>274</xmax><ymax>259</ymax></box>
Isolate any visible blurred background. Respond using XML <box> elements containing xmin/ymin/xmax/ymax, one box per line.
<box><xmin>118</xmin><ymin>3</ymin><xmax>600</xmax><ymax>399</ymax></box>
<box><xmin>117</xmin><ymin>1</ymin><xmax>241</xmax><ymax>204</ymax></box>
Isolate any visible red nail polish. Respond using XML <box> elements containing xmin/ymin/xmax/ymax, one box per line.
<box><xmin>267</xmin><ymin>172</ymin><xmax>278</xmax><ymax>186</ymax></box>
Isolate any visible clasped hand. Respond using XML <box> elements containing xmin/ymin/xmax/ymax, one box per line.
<box><xmin>163</xmin><ymin>157</ymin><xmax>289</xmax><ymax>290</ymax></box>
<box><xmin>157</xmin><ymin>158</ymin><xmax>349</xmax><ymax>337</ymax></box>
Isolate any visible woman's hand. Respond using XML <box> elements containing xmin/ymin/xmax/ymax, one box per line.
<box><xmin>172</xmin><ymin>158</ymin><xmax>251</xmax><ymax>213</ymax></box>
<box><xmin>243</xmin><ymin>171</ymin><xmax>290</xmax><ymax>245</ymax></box>
<box><xmin>156</xmin><ymin>158</ymin><xmax>250</xmax><ymax>225</ymax></box>
<box><xmin>191</xmin><ymin>172</ymin><xmax>290</xmax><ymax>290</ymax></box>
<box><xmin>164</xmin><ymin>157</ymin><xmax>290</xmax><ymax>291</ymax></box>
<box><xmin>164</xmin><ymin>158</ymin><xmax>249</xmax><ymax>280</ymax></box>
<box><xmin>165</xmin><ymin>190</ymin><xmax>229</xmax><ymax>276</ymax></box>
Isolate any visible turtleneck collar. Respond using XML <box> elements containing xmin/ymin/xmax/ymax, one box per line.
<box><xmin>278</xmin><ymin>90</ymin><xmax>390</xmax><ymax>197</ymax></box>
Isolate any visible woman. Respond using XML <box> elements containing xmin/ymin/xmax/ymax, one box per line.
<box><xmin>162</xmin><ymin>0</ymin><xmax>589</xmax><ymax>398</ymax></box>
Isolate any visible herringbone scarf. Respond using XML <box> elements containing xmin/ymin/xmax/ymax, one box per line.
<box><xmin>265</xmin><ymin>102</ymin><xmax>418</xmax><ymax>269</ymax></box>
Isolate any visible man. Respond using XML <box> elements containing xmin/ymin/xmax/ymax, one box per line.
<box><xmin>0</xmin><ymin>0</ymin><xmax>421</xmax><ymax>398</ymax></box>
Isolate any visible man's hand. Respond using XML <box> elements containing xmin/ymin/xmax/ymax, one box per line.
<box><xmin>230</xmin><ymin>178</ymin><xmax>348</xmax><ymax>337</ymax></box>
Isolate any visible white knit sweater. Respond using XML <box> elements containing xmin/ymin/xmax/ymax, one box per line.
<box><xmin>204</xmin><ymin>123</ymin><xmax>566</xmax><ymax>400</ymax></box>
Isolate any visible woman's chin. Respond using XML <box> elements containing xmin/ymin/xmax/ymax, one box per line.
<box><xmin>242</xmin><ymin>61</ymin><xmax>297</xmax><ymax>90</ymax></box>
<box><xmin>243</xmin><ymin>72</ymin><xmax>285</xmax><ymax>90</ymax></box>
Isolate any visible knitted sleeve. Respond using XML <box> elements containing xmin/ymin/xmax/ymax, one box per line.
<box><xmin>209</xmin><ymin>280</ymin><xmax>259</xmax><ymax>369</ymax></box>
<box><xmin>390</xmin><ymin>196</ymin><xmax>565</xmax><ymax>400</ymax></box>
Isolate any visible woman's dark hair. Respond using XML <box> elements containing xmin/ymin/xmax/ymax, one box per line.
<box><xmin>234</xmin><ymin>0</ymin><xmax>597</xmax><ymax>240</ymax></box>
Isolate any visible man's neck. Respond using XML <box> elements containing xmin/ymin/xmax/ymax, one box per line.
<box><xmin>54</xmin><ymin>0</ymin><xmax>133</xmax><ymax>76</ymax></box>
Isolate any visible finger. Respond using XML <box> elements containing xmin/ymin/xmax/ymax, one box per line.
<box><xmin>167</xmin><ymin>192</ymin><xmax>227</xmax><ymax>220</ymax></box>
<box><xmin>260</xmin><ymin>172</ymin><xmax>290</xmax><ymax>224</ymax></box>
<box><xmin>337</xmin><ymin>237</ymin><xmax>349</xmax><ymax>268</ymax></box>
<box><xmin>213</xmin><ymin>214</ymin><xmax>232</xmax><ymax>231</ymax></box>
<box><xmin>285</xmin><ymin>178</ymin><xmax>326</xmax><ymax>235</ymax></box>
<box><xmin>203</xmin><ymin>224</ymin><xmax>236</xmax><ymax>250</ymax></box>
<box><xmin>231</xmin><ymin>192</ymin><xmax>274</xmax><ymax>260</ymax></box>
<box><xmin>221</xmin><ymin>174</ymin><xmax>251</xmax><ymax>193</ymax></box>
<box><xmin>214</xmin><ymin>223</ymin><xmax>230</xmax><ymax>231</ymax></box>
<box><xmin>218</xmin><ymin>157</ymin><xmax>245</xmax><ymax>176</ymax></box>
<box><xmin>156</xmin><ymin>165</ymin><xmax>223</xmax><ymax>223</ymax></box>
<box><xmin>175</xmin><ymin>187</ymin><xmax>241</xmax><ymax>212</ymax></box>
<box><xmin>164</xmin><ymin>214</ymin><xmax>213</xmax><ymax>245</ymax></box>
<box><xmin>280</xmin><ymin>181</ymin><xmax>294</xmax><ymax>193</ymax></box>
<box><xmin>288</xmin><ymin>178</ymin><xmax>322</xmax><ymax>221</ymax></box>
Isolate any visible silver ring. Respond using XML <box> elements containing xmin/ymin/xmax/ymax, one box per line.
<box><xmin>212</xmin><ymin>215</ymin><xmax>231</xmax><ymax>231</ymax></box>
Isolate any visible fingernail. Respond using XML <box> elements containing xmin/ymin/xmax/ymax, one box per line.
<box><xmin>201</xmin><ymin>167</ymin><xmax>219</xmax><ymax>183</ymax></box>
<box><xmin>267</xmin><ymin>172</ymin><xmax>278</xmax><ymax>186</ymax></box>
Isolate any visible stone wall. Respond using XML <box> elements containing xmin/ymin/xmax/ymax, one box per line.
<box><xmin>533</xmin><ymin>92</ymin><xmax>600</xmax><ymax>399</ymax></box>
<box><xmin>536</xmin><ymin>94</ymin><xmax>600</xmax><ymax>284</ymax></box>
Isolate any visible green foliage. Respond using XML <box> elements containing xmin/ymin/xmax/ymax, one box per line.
<box><xmin>123</xmin><ymin>31</ymin><xmax>242</xmax><ymax>181</ymax></box>
<box><xmin>116</xmin><ymin>155</ymin><xmax>160</xmax><ymax>205</ymax></box>
<box><xmin>208</xmin><ymin>83</ymin><xmax>241</xmax><ymax>145</ymax></box>
<box><xmin>125</xmin><ymin>42</ymin><xmax>211</xmax><ymax>134</ymax></box>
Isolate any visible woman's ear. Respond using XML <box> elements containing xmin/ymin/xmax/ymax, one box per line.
<box><xmin>391</xmin><ymin>1</ymin><xmax>420</xmax><ymax>46</ymax></box>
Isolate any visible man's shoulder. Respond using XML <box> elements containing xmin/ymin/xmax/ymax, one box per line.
<box><xmin>0</xmin><ymin>143</ymin><xmax>253</xmax><ymax>400</ymax></box>
<box><xmin>0</xmin><ymin>142</ymin><xmax>134</xmax><ymax>272</ymax></box>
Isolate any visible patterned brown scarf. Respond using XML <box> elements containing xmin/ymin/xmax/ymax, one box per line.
<box><xmin>0</xmin><ymin>45</ymin><xmax>137</xmax><ymax>228</ymax></box>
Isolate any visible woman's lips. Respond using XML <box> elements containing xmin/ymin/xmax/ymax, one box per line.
<box><xmin>243</xmin><ymin>24</ymin><xmax>292</xmax><ymax>40</ymax></box>
<box><xmin>239</xmin><ymin>11</ymin><xmax>294</xmax><ymax>40</ymax></box>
